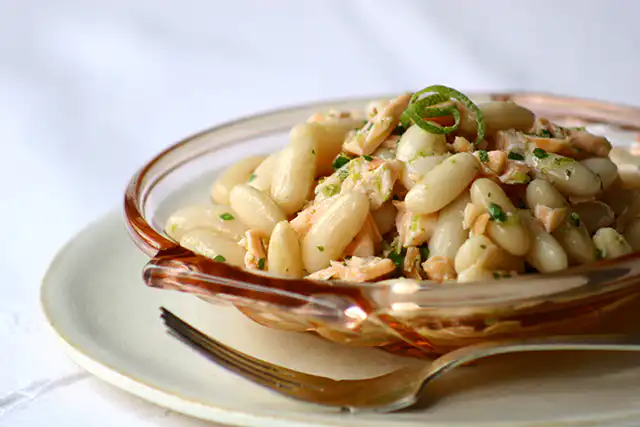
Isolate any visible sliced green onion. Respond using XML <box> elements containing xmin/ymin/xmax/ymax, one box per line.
<box><xmin>401</xmin><ymin>85</ymin><xmax>485</xmax><ymax>145</ymax></box>
<box><xmin>213</xmin><ymin>255</ymin><xmax>226</xmax><ymax>262</ymax></box>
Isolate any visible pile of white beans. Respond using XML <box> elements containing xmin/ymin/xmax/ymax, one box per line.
<box><xmin>164</xmin><ymin>91</ymin><xmax>640</xmax><ymax>284</ymax></box>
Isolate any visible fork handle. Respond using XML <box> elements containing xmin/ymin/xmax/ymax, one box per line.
<box><xmin>430</xmin><ymin>334</ymin><xmax>640</xmax><ymax>376</ymax></box>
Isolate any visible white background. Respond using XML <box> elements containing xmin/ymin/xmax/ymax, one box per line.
<box><xmin>1</xmin><ymin>1</ymin><xmax>639</xmax><ymax>425</ymax></box>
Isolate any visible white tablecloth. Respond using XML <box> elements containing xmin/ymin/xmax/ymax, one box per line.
<box><xmin>2</xmin><ymin>1</ymin><xmax>640</xmax><ymax>425</ymax></box>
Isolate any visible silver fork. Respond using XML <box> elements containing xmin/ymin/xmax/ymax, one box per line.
<box><xmin>160</xmin><ymin>307</ymin><xmax>640</xmax><ymax>413</ymax></box>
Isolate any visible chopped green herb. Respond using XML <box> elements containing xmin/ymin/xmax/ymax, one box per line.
<box><xmin>478</xmin><ymin>150</ymin><xmax>489</xmax><ymax>163</ymax></box>
<box><xmin>345</xmin><ymin>255</ymin><xmax>352</xmax><ymax>260</ymax></box>
<box><xmin>258</xmin><ymin>258</ymin><xmax>265</xmax><ymax>270</ymax></box>
<box><xmin>565</xmin><ymin>169</ymin><xmax>573</xmax><ymax>178</ymax></box>
<box><xmin>337</xmin><ymin>168</ymin><xmax>350</xmax><ymax>181</ymax></box>
<box><xmin>219</xmin><ymin>213</ymin><xmax>234</xmax><ymax>221</ymax></box>
<box><xmin>568</xmin><ymin>212</ymin><xmax>581</xmax><ymax>227</ymax></box>
<box><xmin>387</xmin><ymin>248</ymin><xmax>406</xmax><ymax>268</ymax></box>
<box><xmin>538</xmin><ymin>129</ymin><xmax>553</xmax><ymax>138</ymax></box>
<box><xmin>508</xmin><ymin>151</ymin><xmax>524</xmax><ymax>161</ymax></box>
<box><xmin>213</xmin><ymin>255</ymin><xmax>226</xmax><ymax>262</ymax></box>
<box><xmin>391</xmin><ymin>124</ymin><xmax>407</xmax><ymax>135</ymax></box>
<box><xmin>332</xmin><ymin>155</ymin><xmax>351</xmax><ymax>171</ymax></box>
<box><xmin>553</xmin><ymin>157</ymin><xmax>575</xmax><ymax>166</ymax></box>
<box><xmin>480</xmin><ymin>244</ymin><xmax>487</xmax><ymax>250</ymax></box>
<box><xmin>571</xmin><ymin>126</ymin><xmax>586</xmax><ymax>131</ymax></box>
<box><xmin>248</xmin><ymin>173</ymin><xmax>257</xmax><ymax>182</ymax></box>
<box><xmin>487</xmin><ymin>192</ymin><xmax>492</xmax><ymax>198</ymax></box>
<box><xmin>393</xmin><ymin>194</ymin><xmax>400</xmax><ymax>201</ymax></box>
<box><xmin>533</xmin><ymin>148</ymin><xmax>548</xmax><ymax>159</ymax></box>
<box><xmin>320</xmin><ymin>184</ymin><xmax>340</xmax><ymax>197</ymax></box>
<box><xmin>493</xmin><ymin>271</ymin><xmax>512</xmax><ymax>280</ymax></box>
<box><xmin>488</xmin><ymin>203</ymin><xmax>507</xmax><ymax>222</ymax></box>
<box><xmin>492</xmin><ymin>272</ymin><xmax>501</xmax><ymax>279</ymax></box>
<box><xmin>311</xmin><ymin>149</ymin><xmax>316</xmax><ymax>155</ymax></box>
<box><xmin>596</xmin><ymin>248</ymin><xmax>605</xmax><ymax>259</ymax></box>
<box><xmin>363</xmin><ymin>155</ymin><xmax>373</xmax><ymax>161</ymax></box>
<box><xmin>419</xmin><ymin>245</ymin><xmax>430</xmax><ymax>260</ymax></box>
<box><xmin>317</xmin><ymin>245</ymin><xmax>325</xmax><ymax>252</ymax></box>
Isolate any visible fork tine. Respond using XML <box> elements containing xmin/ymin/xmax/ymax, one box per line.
<box><xmin>160</xmin><ymin>308</ymin><xmax>305</xmax><ymax>389</ymax></box>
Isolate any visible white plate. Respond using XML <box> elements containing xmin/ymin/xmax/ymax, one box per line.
<box><xmin>42</xmin><ymin>210</ymin><xmax>640</xmax><ymax>427</ymax></box>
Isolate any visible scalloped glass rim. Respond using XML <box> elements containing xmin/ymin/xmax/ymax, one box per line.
<box><xmin>124</xmin><ymin>92</ymin><xmax>640</xmax><ymax>314</ymax></box>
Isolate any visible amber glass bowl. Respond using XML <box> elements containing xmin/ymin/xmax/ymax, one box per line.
<box><xmin>125</xmin><ymin>92</ymin><xmax>640</xmax><ymax>358</ymax></box>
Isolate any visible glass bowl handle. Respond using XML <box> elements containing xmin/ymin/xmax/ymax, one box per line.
<box><xmin>143</xmin><ymin>246</ymin><xmax>374</xmax><ymax>328</ymax></box>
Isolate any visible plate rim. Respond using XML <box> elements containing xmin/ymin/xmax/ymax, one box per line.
<box><xmin>39</xmin><ymin>209</ymin><xmax>640</xmax><ymax>427</ymax></box>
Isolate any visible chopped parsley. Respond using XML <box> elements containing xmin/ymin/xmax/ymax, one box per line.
<box><xmin>213</xmin><ymin>255</ymin><xmax>226</xmax><ymax>262</ymax></box>
<box><xmin>480</xmin><ymin>244</ymin><xmax>487</xmax><ymax>250</ymax></box>
<box><xmin>393</xmin><ymin>194</ymin><xmax>400</xmax><ymax>201</ymax></box>
<box><xmin>391</xmin><ymin>123</ymin><xmax>407</xmax><ymax>135</ymax></box>
<box><xmin>508</xmin><ymin>151</ymin><xmax>525</xmax><ymax>161</ymax></box>
<box><xmin>316</xmin><ymin>245</ymin><xmax>325</xmax><ymax>252</ymax></box>
<box><xmin>248</xmin><ymin>173</ymin><xmax>257</xmax><ymax>182</ymax></box>
<box><xmin>488</xmin><ymin>203</ymin><xmax>507</xmax><ymax>222</ymax></box>
<box><xmin>553</xmin><ymin>157</ymin><xmax>575</xmax><ymax>166</ymax></box>
<box><xmin>337</xmin><ymin>168</ymin><xmax>350</xmax><ymax>181</ymax></box>
<box><xmin>596</xmin><ymin>248</ymin><xmax>604</xmax><ymax>260</ymax></box>
<box><xmin>493</xmin><ymin>271</ymin><xmax>512</xmax><ymax>280</ymax></box>
<box><xmin>565</xmin><ymin>169</ymin><xmax>573</xmax><ymax>178</ymax></box>
<box><xmin>533</xmin><ymin>148</ymin><xmax>548</xmax><ymax>159</ymax></box>
<box><xmin>219</xmin><ymin>213</ymin><xmax>234</xmax><ymax>221</ymax></box>
<box><xmin>363</xmin><ymin>155</ymin><xmax>373</xmax><ymax>161</ymax></box>
<box><xmin>568</xmin><ymin>212</ymin><xmax>581</xmax><ymax>227</ymax></box>
<box><xmin>538</xmin><ymin>129</ymin><xmax>553</xmax><ymax>138</ymax></box>
<box><xmin>419</xmin><ymin>245</ymin><xmax>429</xmax><ymax>260</ymax></box>
<box><xmin>258</xmin><ymin>258</ymin><xmax>265</xmax><ymax>270</ymax></box>
<box><xmin>332</xmin><ymin>155</ymin><xmax>351</xmax><ymax>171</ymax></box>
<box><xmin>320</xmin><ymin>184</ymin><xmax>340</xmax><ymax>197</ymax></box>
<box><xmin>478</xmin><ymin>150</ymin><xmax>489</xmax><ymax>163</ymax></box>
<box><xmin>387</xmin><ymin>247</ymin><xmax>406</xmax><ymax>268</ymax></box>
<box><xmin>311</xmin><ymin>149</ymin><xmax>316</xmax><ymax>155</ymax></box>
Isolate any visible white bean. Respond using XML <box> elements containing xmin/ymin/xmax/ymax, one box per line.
<box><xmin>268</xmin><ymin>221</ymin><xmax>303</xmax><ymax>278</ymax></box>
<box><xmin>271</xmin><ymin>124</ymin><xmax>317</xmax><ymax>215</ymax></box>
<box><xmin>519</xmin><ymin>210</ymin><xmax>568</xmax><ymax>273</ymax></box>
<box><xmin>531</xmin><ymin>154</ymin><xmax>601</xmax><ymax>197</ymax></box>
<box><xmin>229</xmin><ymin>184</ymin><xmax>287</xmax><ymax>237</ymax></box>
<box><xmin>165</xmin><ymin>204</ymin><xmax>248</xmax><ymax>242</ymax></box>
<box><xmin>210</xmin><ymin>155</ymin><xmax>266</xmax><ymax>205</ymax></box>
<box><xmin>470</xmin><ymin>178</ymin><xmax>517</xmax><ymax>213</ymax></box>
<box><xmin>457</xmin><ymin>264</ymin><xmax>496</xmax><ymax>283</ymax></box>
<box><xmin>396</xmin><ymin>125</ymin><xmax>448</xmax><ymax>162</ymax></box>
<box><xmin>552</xmin><ymin>212</ymin><xmax>597</xmax><ymax>265</ymax></box>
<box><xmin>571</xmin><ymin>201</ymin><xmax>614</xmax><ymax>234</ymax></box>
<box><xmin>180</xmin><ymin>229</ymin><xmax>246</xmax><ymax>267</ymax></box>
<box><xmin>308</xmin><ymin>119</ymin><xmax>364</xmax><ymax>177</ymax></box>
<box><xmin>400</xmin><ymin>155</ymin><xmax>448</xmax><ymax>189</ymax></box>
<box><xmin>454</xmin><ymin>235</ymin><xmax>524</xmax><ymax>273</ymax></box>
<box><xmin>302</xmin><ymin>192</ymin><xmax>370</xmax><ymax>272</ymax></box>
<box><xmin>470</xmin><ymin>178</ymin><xmax>530</xmax><ymax>256</ymax></box>
<box><xmin>593</xmin><ymin>227</ymin><xmax>633</xmax><ymax>260</ymax></box>
<box><xmin>459</xmin><ymin>101</ymin><xmax>535</xmax><ymax>136</ymax></box>
<box><xmin>405</xmin><ymin>152</ymin><xmax>480</xmax><ymax>214</ymax></box>
<box><xmin>580</xmin><ymin>157</ymin><xmax>618</xmax><ymax>191</ymax></box>
<box><xmin>248</xmin><ymin>151</ymin><xmax>281</xmax><ymax>192</ymax></box>
<box><xmin>623</xmin><ymin>218</ymin><xmax>640</xmax><ymax>251</ymax></box>
<box><xmin>525</xmin><ymin>179</ymin><xmax>567</xmax><ymax>209</ymax></box>
<box><xmin>371</xmin><ymin>201</ymin><xmax>397</xmax><ymax>235</ymax></box>
<box><xmin>429</xmin><ymin>192</ymin><xmax>470</xmax><ymax>260</ymax></box>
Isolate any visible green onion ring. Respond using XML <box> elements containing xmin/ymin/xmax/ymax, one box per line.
<box><xmin>401</xmin><ymin>85</ymin><xmax>485</xmax><ymax>145</ymax></box>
